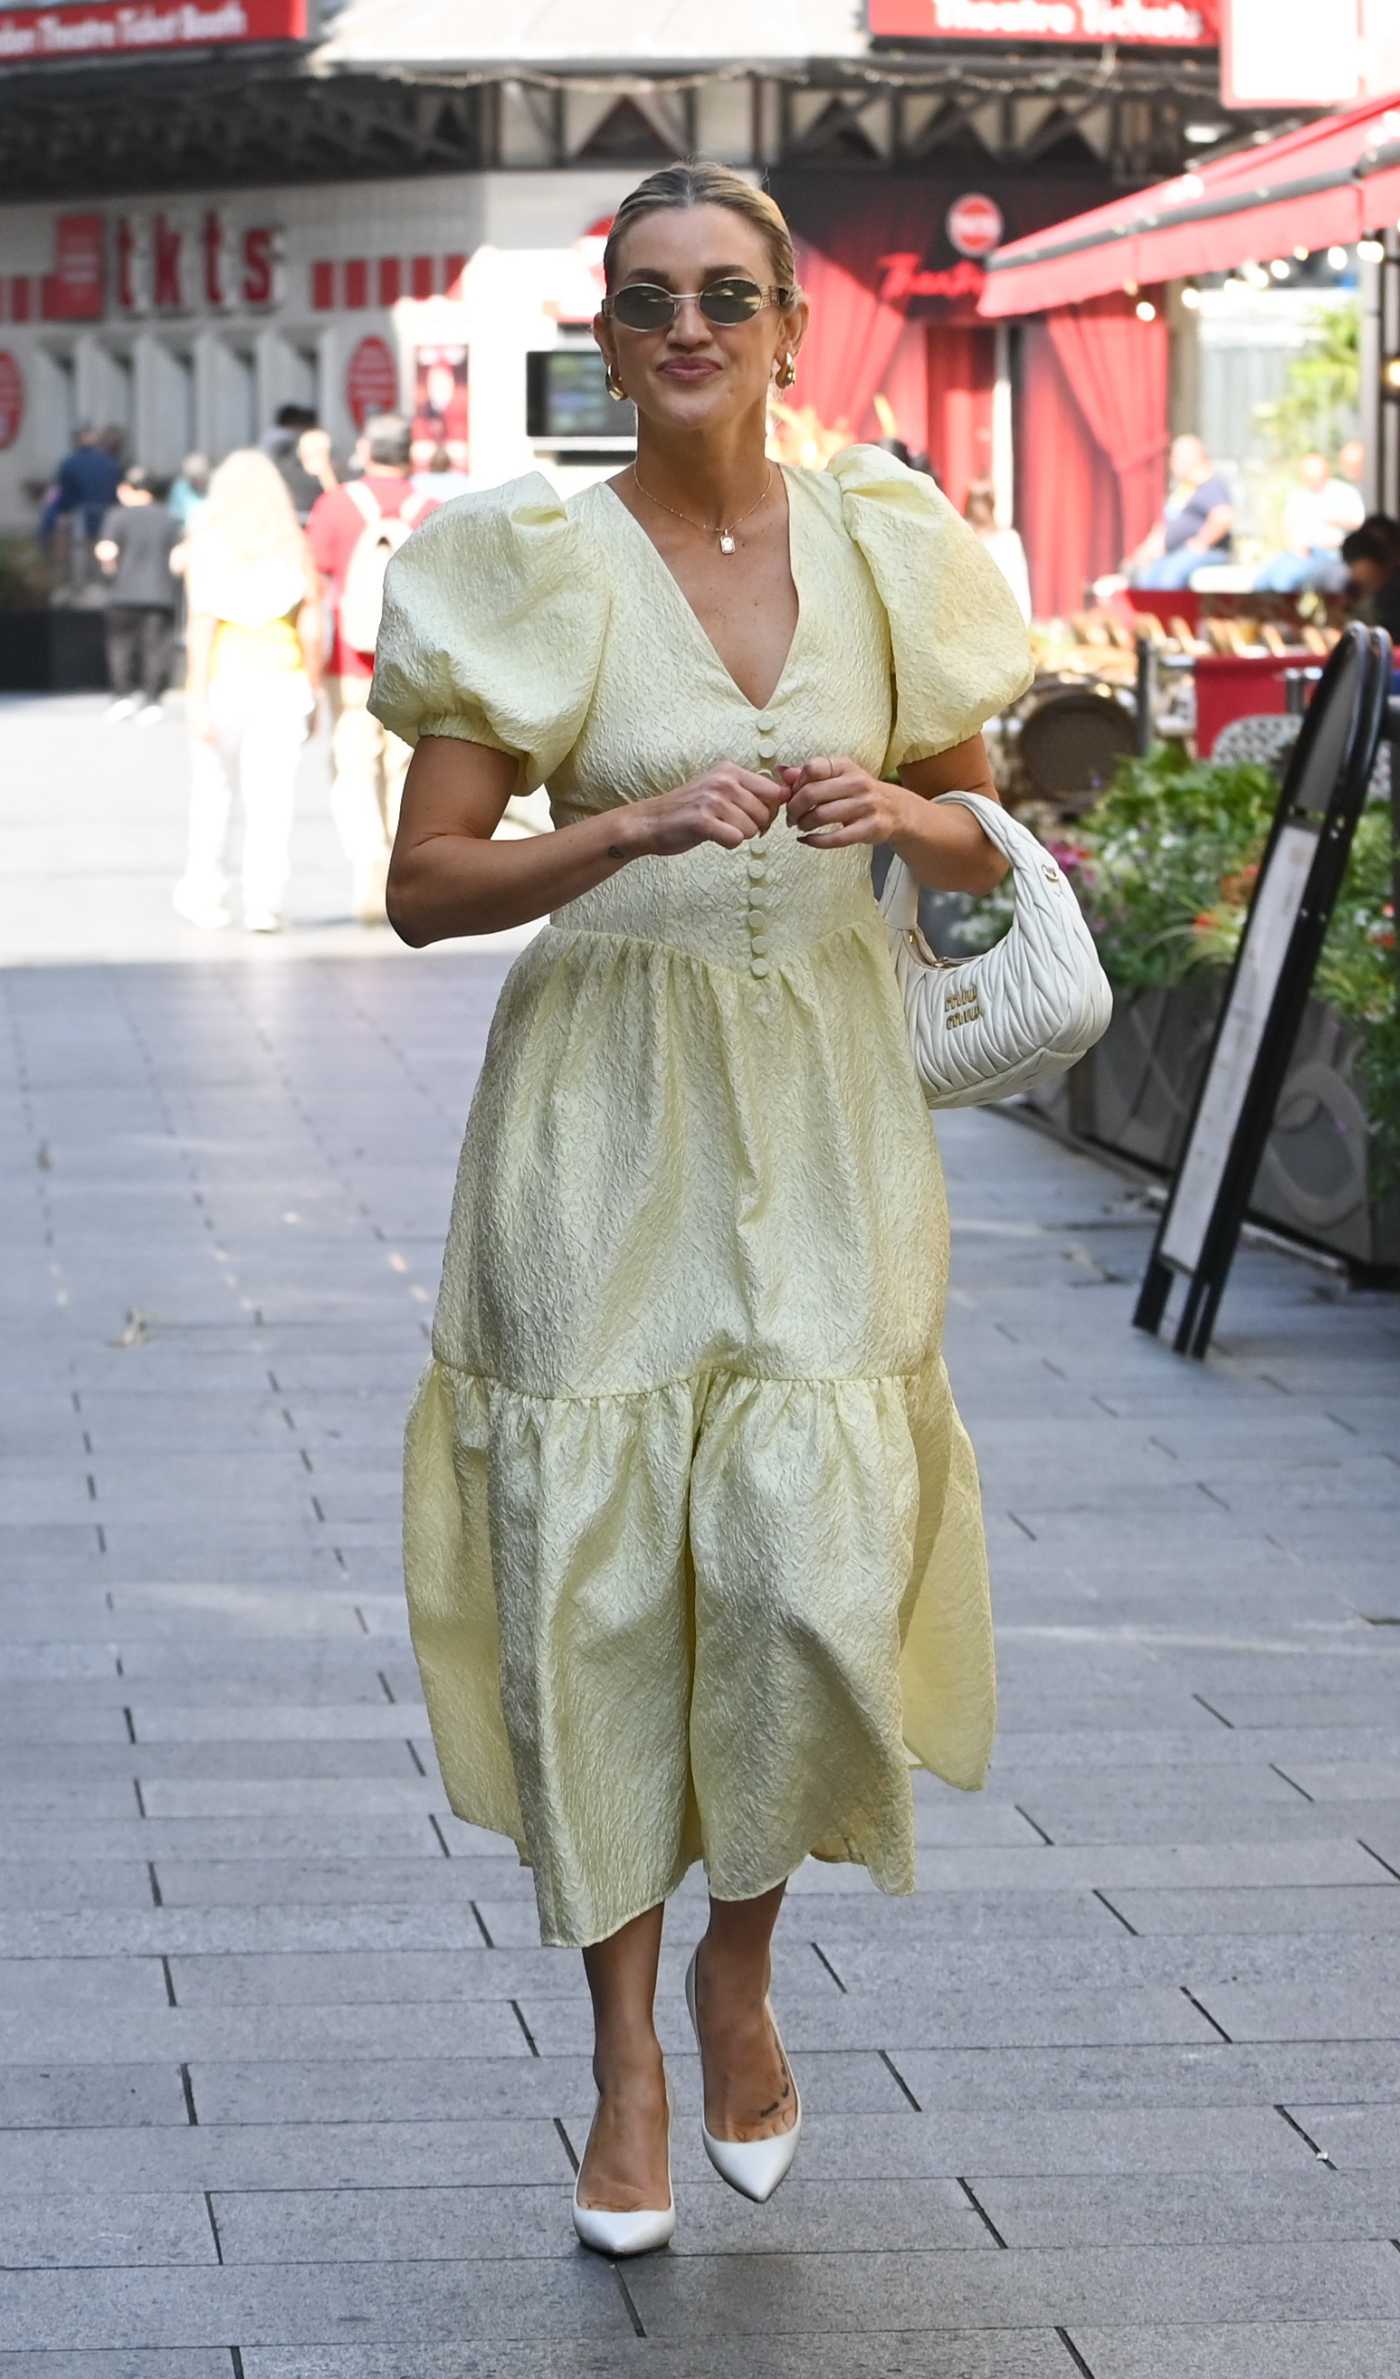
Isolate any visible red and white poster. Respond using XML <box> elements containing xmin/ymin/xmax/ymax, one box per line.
<box><xmin>345</xmin><ymin>335</ymin><xmax>399</xmax><ymax>429</ymax></box>
<box><xmin>43</xmin><ymin>215</ymin><xmax>105</xmax><ymax>322</ymax></box>
<box><xmin>412</xmin><ymin>346</ymin><xmax>469</xmax><ymax>464</ymax></box>
<box><xmin>0</xmin><ymin>353</ymin><xmax>24</xmax><ymax>450</ymax></box>
<box><xmin>0</xmin><ymin>1</ymin><xmax>309</xmax><ymax>64</ymax></box>
<box><xmin>869</xmin><ymin>0</ymin><xmax>1217</xmax><ymax>40</ymax></box>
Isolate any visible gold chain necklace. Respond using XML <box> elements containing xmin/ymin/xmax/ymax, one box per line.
<box><xmin>631</xmin><ymin>464</ymin><xmax>774</xmax><ymax>556</ymax></box>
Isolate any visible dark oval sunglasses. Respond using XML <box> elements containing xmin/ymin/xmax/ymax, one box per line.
<box><xmin>605</xmin><ymin>277</ymin><xmax>794</xmax><ymax>332</ymax></box>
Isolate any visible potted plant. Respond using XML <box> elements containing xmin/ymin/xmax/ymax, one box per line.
<box><xmin>953</xmin><ymin>747</ymin><xmax>1400</xmax><ymax>1271</ymax></box>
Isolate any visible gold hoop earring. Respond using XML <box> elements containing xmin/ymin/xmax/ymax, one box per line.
<box><xmin>776</xmin><ymin>353</ymin><xmax>797</xmax><ymax>390</ymax></box>
<box><xmin>606</xmin><ymin>367</ymin><xmax>626</xmax><ymax>402</ymax></box>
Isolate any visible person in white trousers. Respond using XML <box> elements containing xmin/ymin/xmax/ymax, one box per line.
<box><xmin>173</xmin><ymin>450</ymin><xmax>321</xmax><ymax>933</ymax></box>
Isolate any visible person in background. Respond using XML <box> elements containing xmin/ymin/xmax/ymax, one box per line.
<box><xmin>1340</xmin><ymin>514</ymin><xmax>1400</xmax><ymax>659</ymax></box>
<box><xmin>261</xmin><ymin>403</ymin><xmax>325</xmax><ymax>523</ymax></box>
<box><xmin>1129</xmin><ymin>434</ymin><xmax>1234</xmax><ymax>591</ymax></box>
<box><xmin>964</xmin><ymin>478</ymin><xmax>1032</xmax><ymax>623</ymax></box>
<box><xmin>95</xmin><ymin>466</ymin><xmax>182</xmax><ymax>724</ymax></box>
<box><xmin>1338</xmin><ymin>436</ymin><xmax>1367</xmax><ymax>502</ymax></box>
<box><xmin>307</xmin><ymin>413</ymin><xmax>436</xmax><ymax>923</ymax></box>
<box><xmin>412</xmin><ymin>443</ymin><xmax>474</xmax><ymax>503</ymax></box>
<box><xmin>46</xmin><ymin>426</ymin><xmax>123</xmax><ymax>601</ymax></box>
<box><xmin>173</xmin><ymin>449</ymin><xmax>321</xmax><ymax>935</ymax></box>
<box><xmin>1255</xmin><ymin>449</ymin><xmax>1365</xmax><ymax>593</ymax></box>
<box><xmin>168</xmin><ymin>453</ymin><xmax>211</xmax><ymax>533</ymax></box>
<box><xmin>296</xmin><ymin>425</ymin><xmax>339</xmax><ymax>512</ymax></box>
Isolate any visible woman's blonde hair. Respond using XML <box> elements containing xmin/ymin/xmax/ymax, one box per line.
<box><xmin>603</xmin><ymin>162</ymin><xmax>800</xmax><ymax>302</ymax></box>
<box><xmin>191</xmin><ymin>447</ymin><xmax>309</xmax><ymax>575</ymax></box>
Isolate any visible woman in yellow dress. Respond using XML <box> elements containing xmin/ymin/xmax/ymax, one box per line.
<box><xmin>371</xmin><ymin>162</ymin><xmax>1032</xmax><ymax>2255</ymax></box>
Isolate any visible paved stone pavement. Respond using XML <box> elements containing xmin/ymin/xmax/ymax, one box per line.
<box><xmin>3</xmin><ymin>692</ymin><xmax>1400</xmax><ymax>2377</ymax></box>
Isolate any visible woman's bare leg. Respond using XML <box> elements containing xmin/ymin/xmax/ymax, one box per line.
<box><xmin>576</xmin><ymin>1902</ymin><xmax>671</xmax><ymax>2211</ymax></box>
<box><xmin>692</xmin><ymin>1881</ymin><xmax>798</xmax><ymax>2142</ymax></box>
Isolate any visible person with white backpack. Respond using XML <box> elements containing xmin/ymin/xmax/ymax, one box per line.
<box><xmin>307</xmin><ymin>414</ymin><xmax>437</xmax><ymax>922</ymax></box>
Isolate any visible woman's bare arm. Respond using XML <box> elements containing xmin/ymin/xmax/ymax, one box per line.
<box><xmin>895</xmin><ymin>734</ymin><xmax>1009</xmax><ymax>894</ymax></box>
<box><xmin>387</xmin><ymin>735</ymin><xmax>785</xmax><ymax>948</ymax></box>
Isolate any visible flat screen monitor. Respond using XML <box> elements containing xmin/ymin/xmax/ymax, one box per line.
<box><xmin>526</xmin><ymin>349</ymin><xmax>634</xmax><ymax>440</ymax></box>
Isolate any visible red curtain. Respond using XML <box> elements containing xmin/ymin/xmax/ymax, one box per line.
<box><xmin>1045</xmin><ymin>294</ymin><xmax>1169</xmax><ymax>558</ymax></box>
<box><xmin>1019</xmin><ymin>325</ymin><xmax>1121</xmax><ymax>619</ymax></box>
<box><xmin>791</xmin><ymin>233</ymin><xmax>913</xmax><ymax>446</ymax></box>
<box><xmin>924</xmin><ymin>324</ymin><xmax>996</xmax><ymax>515</ymax></box>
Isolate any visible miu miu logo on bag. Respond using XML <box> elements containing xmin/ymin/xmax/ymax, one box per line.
<box><xmin>945</xmin><ymin>980</ymin><xmax>982</xmax><ymax>1030</ymax></box>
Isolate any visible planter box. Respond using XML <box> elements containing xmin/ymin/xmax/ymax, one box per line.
<box><xmin>1025</xmin><ymin>980</ymin><xmax>1400</xmax><ymax>1275</ymax></box>
<box><xmin>0</xmin><ymin>608</ymin><xmax>108</xmax><ymax>693</ymax></box>
<box><xmin>1249</xmin><ymin>999</ymin><xmax>1400</xmax><ymax>1272</ymax></box>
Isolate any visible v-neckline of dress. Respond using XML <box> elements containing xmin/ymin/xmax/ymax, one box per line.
<box><xmin>602</xmin><ymin>464</ymin><xmax>804</xmax><ymax>716</ymax></box>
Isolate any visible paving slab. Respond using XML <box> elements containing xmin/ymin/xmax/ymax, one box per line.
<box><xmin>1066</xmin><ymin>2323</ymin><xmax>1400</xmax><ymax>2378</ymax></box>
<box><xmin>240</xmin><ymin>2340</ymin><xmax>1073</xmax><ymax>2378</ymax></box>
<box><xmin>0</xmin><ymin>2261</ymin><xmax>631</xmax><ymax>2351</ymax></box>
<box><xmin>622</xmin><ymin>2239</ymin><xmax>1400</xmax><ymax>2335</ymax></box>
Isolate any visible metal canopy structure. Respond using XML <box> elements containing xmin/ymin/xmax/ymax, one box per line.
<box><xmin>0</xmin><ymin>26</ymin><xmax>1271</xmax><ymax>202</ymax></box>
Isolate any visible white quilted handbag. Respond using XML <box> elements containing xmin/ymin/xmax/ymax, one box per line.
<box><xmin>878</xmin><ymin>790</ymin><xmax>1113</xmax><ymax>1109</ymax></box>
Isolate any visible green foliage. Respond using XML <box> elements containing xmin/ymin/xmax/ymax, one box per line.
<box><xmin>953</xmin><ymin>744</ymin><xmax>1400</xmax><ymax>1165</ymax></box>
<box><xmin>1254</xmin><ymin>299</ymin><xmax>1360</xmax><ymax>461</ymax></box>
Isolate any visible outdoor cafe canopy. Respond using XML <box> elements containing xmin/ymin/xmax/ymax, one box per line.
<box><xmin>979</xmin><ymin>89</ymin><xmax>1400</xmax><ymax>317</ymax></box>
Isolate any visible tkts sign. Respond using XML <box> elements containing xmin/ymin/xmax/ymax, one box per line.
<box><xmin>113</xmin><ymin>210</ymin><xmax>283</xmax><ymax>314</ymax></box>
<box><xmin>869</xmin><ymin>0</ymin><xmax>1217</xmax><ymax>38</ymax></box>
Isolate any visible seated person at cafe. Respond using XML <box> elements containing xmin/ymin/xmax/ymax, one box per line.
<box><xmin>1128</xmin><ymin>435</ymin><xmax>1234</xmax><ymax>591</ymax></box>
<box><xmin>1256</xmin><ymin>450</ymin><xmax>1365</xmax><ymax>594</ymax></box>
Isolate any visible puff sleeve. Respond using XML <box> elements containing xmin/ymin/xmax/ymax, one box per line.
<box><xmin>367</xmin><ymin>473</ymin><xmax>608</xmax><ymax>797</ymax></box>
<box><xmin>828</xmin><ymin>444</ymin><xmax>1034</xmax><ymax>773</ymax></box>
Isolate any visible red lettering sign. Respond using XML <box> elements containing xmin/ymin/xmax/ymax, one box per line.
<box><xmin>152</xmin><ymin>214</ymin><xmax>185</xmax><ymax>311</ymax></box>
<box><xmin>0</xmin><ymin>352</ymin><xmax>23</xmax><ymax>450</ymax></box>
<box><xmin>869</xmin><ymin>0</ymin><xmax>1216</xmax><ymax>39</ymax></box>
<box><xmin>878</xmin><ymin>254</ymin><xmax>987</xmax><ymax>305</ymax></box>
<box><xmin>201</xmin><ymin>210</ymin><xmax>228</xmax><ymax>310</ymax></box>
<box><xmin>241</xmin><ymin>227</ymin><xmax>283</xmax><ymax>309</ymax></box>
<box><xmin>106</xmin><ymin>211</ymin><xmax>280</xmax><ymax>316</ymax></box>
<box><xmin>0</xmin><ymin>1</ymin><xmax>309</xmax><ymax>66</ymax></box>
<box><xmin>346</xmin><ymin>336</ymin><xmax>399</xmax><ymax>428</ymax></box>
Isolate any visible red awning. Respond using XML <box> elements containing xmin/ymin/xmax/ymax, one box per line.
<box><xmin>979</xmin><ymin>90</ymin><xmax>1400</xmax><ymax>317</ymax></box>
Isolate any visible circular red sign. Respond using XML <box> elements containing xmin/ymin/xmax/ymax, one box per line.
<box><xmin>345</xmin><ymin>335</ymin><xmax>399</xmax><ymax>429</ymax></box>
<box><xmin>0</xmin><ymin>351</ymin><xmax>23</xmax><ymax>451</ymax></box>
<box><xmin>947</xmin><ymin>193</ymin><xmax>1005</xmax><ymax>262</ymax></box>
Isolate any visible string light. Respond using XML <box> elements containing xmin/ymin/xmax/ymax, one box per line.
<box><xmin>1328</xmin><ymin>245</ymin><xmax>1351</xmax><ymax>269</ymax></box>
<box><xmin>1180</xmin><ymin>284</ymin><xmax>1202</xmax><ymax>309</ymax></box>
<box><xmin>1135</xmin><ymin>298</ymin><xmax>1158</xmax><ymax>321</ymax></box>
<box><xmin>1359</xmin><ymin>237</ymin><xmax>1386</xmax><ymax>261</ymax></box>
<box><xmin>1269</xmin><ymin>259</ymin><xmax>1291</xmax><ymax>279</ymax></box>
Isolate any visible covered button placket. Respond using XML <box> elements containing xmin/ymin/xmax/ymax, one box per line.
<box><xmin>748</xmin><ymin>714</ymin><xmax>778</xmax><ymax>980</ymax></box>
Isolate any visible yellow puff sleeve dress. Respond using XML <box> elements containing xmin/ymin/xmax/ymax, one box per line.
<box><xmin>369</xmin><ymin>443</ymin><xmax>1034</xmax><ymax>1950</ymax></box>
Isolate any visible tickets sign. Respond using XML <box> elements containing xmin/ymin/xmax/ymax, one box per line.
<box><xmin>869</xmin><ymin>0</ymin><xmax>1217</xmax><ymax>39</ymax></box>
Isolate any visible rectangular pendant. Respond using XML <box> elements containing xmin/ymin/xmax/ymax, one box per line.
<box><xmin>719</xmin><ymin>532</ymin><xmax>736</xmax><ymax>554</ymax></box>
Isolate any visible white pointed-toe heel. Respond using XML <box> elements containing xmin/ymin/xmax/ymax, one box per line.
<box><xmin>684</xmin><ymin>1946</ymin><xmax>802</xmax><ymax>2203</ymax></box>
<box><xmin>571</xmin><ymin>2091</ymin><xmax>676</xmax><ymax>2258</ymax></box>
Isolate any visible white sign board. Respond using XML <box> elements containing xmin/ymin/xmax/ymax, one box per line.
<box><xmin>1159</xmin><ymin>820</ymin><xmax>1316</xmax><ymax>1274</ymax></box>
<box><xmin>1222</xmin><ymin>0</ymin><xmax>1400</xmax><ymax>109</ymax></box>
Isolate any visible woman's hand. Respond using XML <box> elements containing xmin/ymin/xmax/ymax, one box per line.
<box><xmin>625</xmin><ymin>764</ymin><xmax>789</xmax><ymax>859</ymax></box>
<box><xmin>782</xmin><ymin>756</ymin><xmax>911</xmax><ymax>848</ymax></box>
